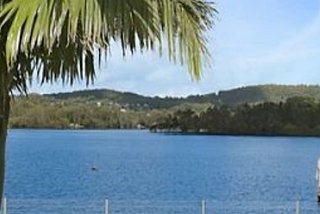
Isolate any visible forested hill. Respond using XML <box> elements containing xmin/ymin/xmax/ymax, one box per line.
<box><xmin>9</xmin><ymin>84</ymin><xmax>320</xmax><ymax>129</ymax></box>
<box><xmin>47</xmin><ymin>84</ymin><xmax>320</xmax><ymax>107</ymax></box>
<box><xmin>217</xmin><ymin>85</ymin><xmax>320</xmax><ymax>105</ymax></box>
<box><xmin>46</xmin><ymin>89</ymin><xmax>191</xmax><ymax>109</ymax></box>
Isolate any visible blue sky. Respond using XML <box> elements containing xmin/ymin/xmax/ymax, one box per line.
<box><xmin>31</xmin><ymin>0</ymin><xmax>320</xmax><ymax>97</ymax></box>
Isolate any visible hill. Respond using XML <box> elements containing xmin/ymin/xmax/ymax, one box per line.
<box><xmin>46</xmin><ymin>84</ymin><xmax>320</xmax><ymax>107</ymax></box>
<box><xmin>46</xmin><ymin>89</ymin><xmax>195</xmax><ymax>110</ymax></box>
<box><xmin>217</xmin><ymin>84</ymin><xmax>320</xmax><ymax>105</ymax></box>
<box><xmin>9</xmin><ymin>84</ymin><xmax>320</xmax><ymax>129</ymax></box>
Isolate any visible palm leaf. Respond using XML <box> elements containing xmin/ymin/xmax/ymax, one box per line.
<box><xmin>0</xmin><ymin>0</ymin><xmax>215</xmax><ymax>91</ymax></box>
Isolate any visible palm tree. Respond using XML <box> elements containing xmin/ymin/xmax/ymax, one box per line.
<box><xmin>0</xmin><ymin>0</ymin><xmax>215</xmax><ymax>201</ymax></box>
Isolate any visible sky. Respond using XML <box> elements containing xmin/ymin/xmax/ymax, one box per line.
<box><xmin>30</xmin><ymin>0</ymin><xmax>320</xmax><ymax>97</ymax></box>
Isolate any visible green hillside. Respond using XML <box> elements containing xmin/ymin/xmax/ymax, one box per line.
<box><xmin>217</xmin><ymin>84</ymin><xmax>320</xmax><ymax>105</ymax></box>
<box><xmin>47</xmin><ymin>84</ymin><xmax>320</xmax><ymax>107</ymax></box>
<box><xmin>151</xmin><ymin>96</ymin><xmax>320</xmax><ymax>136</ymax></box>
<box><xmin>47</xmin><ymin>89</ymin><xmax>193</xmax><ymax>109</ymax></box>
<box><xmin>9</xmin><ymin>84</ymin><xmax>320</xmax><ymax>129</ymax></box>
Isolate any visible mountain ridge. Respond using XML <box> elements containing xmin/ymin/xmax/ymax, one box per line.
<box><xmin>45</xmin><ymin>84</ymin><xmax>320</xmax><ymax>108</ymax></box>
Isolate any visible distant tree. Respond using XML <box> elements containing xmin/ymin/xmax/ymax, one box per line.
<box><xmin>0</xmin><ymin>0</ymin><xmax>216</xmax><ymax>202</ymax></box>
<box><xmin>175</xmin><ymin>109</ymin><xmax>198</xmax><ymax>132</ymax></box>
<box><xmin>152</xmin><ymin>96</ymin><xmax>320</xmax><ymax>136</ymax></box>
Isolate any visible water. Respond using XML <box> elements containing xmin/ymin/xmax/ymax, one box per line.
<box><xmin>4</xmin><ymin>129</ymin><xmax>320</xmax><ymax>213</ymax></box>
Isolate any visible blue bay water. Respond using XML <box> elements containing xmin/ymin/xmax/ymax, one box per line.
<box><xmin>4</xmin><ymin>129</ymin><xmax>320</xmax><ymax>213</ymax></box>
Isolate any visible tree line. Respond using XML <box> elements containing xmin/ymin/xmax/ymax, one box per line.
<box><xmin>9</xmin><ymin>95</ymin><xmax>165</xmax><ymax>129</ymax></box>
<box><xmin>150</xmin><ymin>97</ymin><xmax>320</xmax><ymax>136</ymax></box>
<box><xmin>10</xmin><ymin>94</ymin><xmax>320</xmax><ymax>136</ymax></box>
<box><xmin>9</xmin><ymin>94</ymin><xmax>207</xmax><ymax>129</ymax></box>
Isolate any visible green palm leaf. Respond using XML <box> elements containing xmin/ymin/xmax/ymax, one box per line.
<box><xmin>0</xmin><ymin>0</ymin><xmax>215</xmax><ymax>91</ymax></box>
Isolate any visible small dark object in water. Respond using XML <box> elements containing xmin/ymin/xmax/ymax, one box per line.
<box><xmin>318</xmin><ymin>195</ymin><xmax>320</xmax><ymax>203</ymax></box>
<box><xmin>91</xmin><ymin>164</ymin><xmax>97</xmax><ymax>171</ymax></box>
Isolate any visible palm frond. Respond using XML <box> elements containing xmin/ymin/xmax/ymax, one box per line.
<box><xmin>0</xmin><ymin>0</ymin><xmax>215</xmax><ymax>91</ymax></box>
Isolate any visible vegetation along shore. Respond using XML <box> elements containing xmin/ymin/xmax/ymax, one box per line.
<box><xmin>10</xmin><ymin>84</ymin><xmax>320</xmax><ymax>136</ymax></box>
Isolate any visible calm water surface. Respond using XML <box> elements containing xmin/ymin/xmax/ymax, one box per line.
<box><xmin>4</xmin><ymin>129</ymin><xmax>320</xmax><ymax>213</ymax></box>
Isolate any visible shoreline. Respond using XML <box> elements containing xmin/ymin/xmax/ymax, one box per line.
<box><xmin>160</xmin><ymin>132</ymin><xmax>320</xmax><ymax>138</ymax></box>
<box><xmin>8</xmin><ymin>128</ymin><xmax>320</xmax><ymax>138</ymax></box>
<box><xmin>150</xmin><ymin>129</ymin><xmax>320</xmax><ymax>138</ymax></box>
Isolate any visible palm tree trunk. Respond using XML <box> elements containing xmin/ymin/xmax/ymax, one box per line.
<box><xmin>0</xmin><ymin>63</ymin><xmax>10</xmax><ymax>207</ymax></box>
<box><xmin>0</xmin><ymin>20</ymin><xmax>12</xmax><ymax>207</ymax></box>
